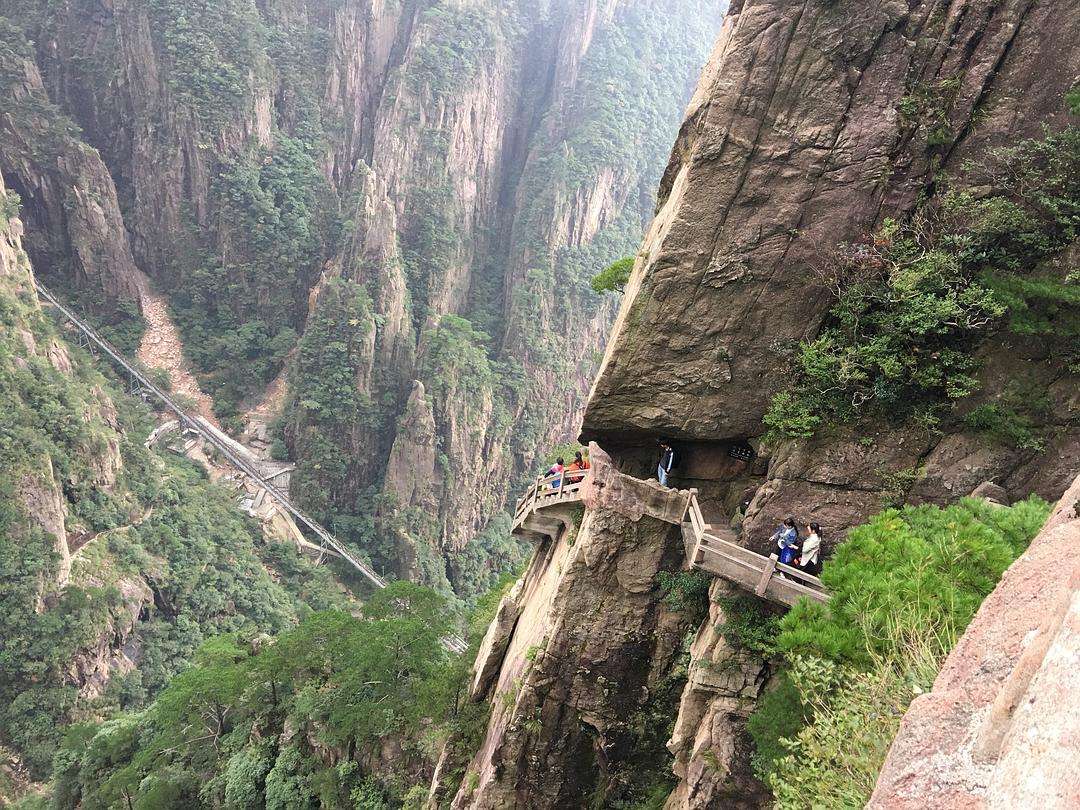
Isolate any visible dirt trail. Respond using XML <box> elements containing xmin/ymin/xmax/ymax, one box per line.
<box><xmin>133</xmin><ymin>272</ymin><xmax>221</xmax><ymax>429</ymax></box>
<box><xmin>244</xmin><ymin>360</ymin><xmax>290</xmax><ymax>425</ymax></box>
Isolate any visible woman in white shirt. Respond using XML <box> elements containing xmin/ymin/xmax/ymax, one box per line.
<box><xmin>799</xmin><ymin>523</ymin><xmax>823</xmax><ymax>576</ymax></box>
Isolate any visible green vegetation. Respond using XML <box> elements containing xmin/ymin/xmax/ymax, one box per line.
<box><xmin>143</xmin><ymin>0</ymin><xmax>267</xmax><ymax>133</ymax></box>
<box><xmin>1066</xmin><ymin>84</ymin><xmax>1080</xmax><ymax>116</ymax></box>
<box><xmin>747</xmin><ymin>496</ymin><xmax>1051</xmax><ymax>806</ymax></box>
<box><xmin>47</xmin><ymin>583</ymin><xmax>457</xmax><ymax>809</ymax></box>
<box><xmin>765</xmin><ymin>122</ymin><xmax>1079</xmax><ymax>443</ymax></box>
<box><xmin>168</xmin><ymin>136</ymin><xmax>334</xmax><ymax>426</ymax></box>
<box><xmin>897</xmin><ymin>77</ymin><xmax>962</xmax><ymax>150</ymax></box>
<box><xmin>419</xmin><ymin>314</ymin><xmax>494</xmax><ymax>404</ymax></box>
<box><xmin>656</xmin><ymin>570</ymin><xmax>712</xmax><ymax>620</ymax></box>
<box><xmin>0</xmin><ymin>254</ymin><xmax>349</xmax><ymax>784</ymax></box>
<box><xmin>447</xmin><ymin>513</ymin><xmax>530</xmax><ymax>603</ymax></box>
<box><xmin>0</xmin><ymin>188</ymin><xmax>19</xmax><ymax>225</ymax></box>
<box><xmin>41</xmin><ymin>579</ymin><xmax>509</xmax><ymax>810</ymax></box>
<box><xmin>408</xmin><ymin>5</ymin><xmax>500</xmax><ymax>102</ymax></box>
<box><xmin>715</xmin><ymin>594</ymin><xmax>781</xmax><ymax>658</ymax></box>
<box><xmin>590</xmin><ymin>256</ymin><xmax>634</xmax><ymax>294</ymax></box>
<box><xmin>963</xmin><ymin>400</ymin><xmax>1046</xmax><ymax>451</ymax></box>
<box><xmin>286</xmin><ymin>278</ymin><xmax>376</xmax><ymax>517</ymax></box>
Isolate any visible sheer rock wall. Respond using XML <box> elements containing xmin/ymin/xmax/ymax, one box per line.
<box><xmin>4</xmin><ymin>0</ymin><xmax>725</xmax><ymax>586</ymax></box>
<box><xmin>583</xmin><ymin>0</ymin><xmax>1080</xmax><ymax>545</ymax></box>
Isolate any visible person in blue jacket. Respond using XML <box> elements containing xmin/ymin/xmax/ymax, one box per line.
<box><xmin>771</xmin><ymin>517</ymin><xmax>800</xmax><ymax>565</ymax></box>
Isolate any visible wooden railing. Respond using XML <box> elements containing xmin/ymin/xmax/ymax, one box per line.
<box><xmin>508</xmin><ymin>465</ymin><xmax>827</xmax><ymax>608</ymax></box>
<box><xmin>511</xmin><ymin>466</ymin><xmax>590</xmax><ymax>532</ymax></box>
<box><xmin>684</xmin><ymin>491</ymin><xmax>829</xmax><ymax>607</ymax></box>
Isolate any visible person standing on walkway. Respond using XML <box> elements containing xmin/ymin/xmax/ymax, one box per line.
<box><xmin>772</xmin><ymin>517</ymin><xmax>799</xmax><ymax>565</ymax></box>
<box><xmin>548</xmin><ymin>457</ymin><xmax>565</xmax><ymax>488</ymax></box>
<box><xmin>567</xmin><ymin>450</ymin><xmax>589</xmax><ymax>483</ymax></box>
<box><xmin>658</xmin><ymin>441</ymin><xmax>676</xmax><ymax>486</ymax></box>
<box><xmin>799</xmin><ymin>523</ymin><xmax>823</xmax><ymax>575</ymax></box>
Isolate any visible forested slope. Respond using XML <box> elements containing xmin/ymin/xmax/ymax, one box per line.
<box><xmin>0</xmin><ymin>0</ymin><xmax>725</xmax><ymax>596</ymax></box>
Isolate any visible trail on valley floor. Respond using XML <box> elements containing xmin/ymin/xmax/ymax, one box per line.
<box><xmin>133</xmin><ymin>272</ymin><xmax>221</xmax><ymax>429</ymax></box>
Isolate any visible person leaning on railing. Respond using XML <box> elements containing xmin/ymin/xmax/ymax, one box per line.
<box><xmin>566</xmin><ymin>450</ymin><xmax>590</xmax><ymax>483</ymax></box>
<box><xmin>547</xmin><ymin>457</ymin><xmax>565</xmax><ymax>488</ymax></box>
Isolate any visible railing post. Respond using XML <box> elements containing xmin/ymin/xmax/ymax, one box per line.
<box><xmin>756</xmin><ymin>553</ymin><xmax>778</xmax><ymax>597</ymax></box>
<box><xmin>693</xmin><ymin>533</ymin><xmax>707</xmax><ymax>566</ymax></box>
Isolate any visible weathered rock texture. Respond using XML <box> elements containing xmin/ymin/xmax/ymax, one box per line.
<box><xmin>450</xmin><ymin>446</ymin><xmax>696</xmax><ymax>807</ymax></box>
<box><xmin>663</xmin><ymin>579</ymin><xmax>770</xmax><ymax>810</ymax></box>
<box><xmin>871</xmin><ymin>471</ymin><xmax>1080</xmax><ymax>808</ymax></box>
<box><xmin>583</xmin><ymin>0</ymin><xmax>1080</xmax><ymax>543</ymax></box>
<box><xmin>0</xmin><ymin>41</ymin><xmax>141</xmax><ymax>310</ymax></box>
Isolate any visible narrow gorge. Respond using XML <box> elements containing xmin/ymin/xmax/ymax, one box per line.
<box><xmin>1</xmin><ymin>0</ymin><xmax>1078</xmax><ymax>808</ymax></box>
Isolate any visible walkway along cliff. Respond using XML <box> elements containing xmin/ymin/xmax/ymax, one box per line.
<box><xmin>511</xmin><ymin>454</ymin><xmax>828</xmax><ymax>609</ymax></box>
<box><xmin>445</xmin><ymin>0</ymin><xmax>1080</xmax><ymax>806</ymax></box>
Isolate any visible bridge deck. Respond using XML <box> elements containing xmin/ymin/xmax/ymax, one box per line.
<box><xmin>511</xmin><ymin>470</ymin><xmax>829</xmax><ymax>608</ymax></box>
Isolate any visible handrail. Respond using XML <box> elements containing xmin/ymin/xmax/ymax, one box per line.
<box><xmin>685</xmin><ymin>491</ymin><xmax>827</xmax><ymax>603</ymax></box>
<box><xmin>511</xmin><ymin>466</ymin><xmax>590</xmax><ymax>532</ymax></box>
<box><xmin>34</xmin><ymin>280</ymin><xmax>468</xmax><ymax>653</ymax></box>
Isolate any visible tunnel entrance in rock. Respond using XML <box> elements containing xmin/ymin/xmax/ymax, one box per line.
<box><xmin>595</xmin><ymin>438</ymin><xmax>769</xmax><ymax>531</ymax></box>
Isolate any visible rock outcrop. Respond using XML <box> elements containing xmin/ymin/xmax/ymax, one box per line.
<box><xmin>583</xmin><ymin>0</ymin><xmax>1080</xmax><ymax>541</ymax></box>
<box><xmin>0</xmin><ymin>35</ymin><xmax>141</xmax><ymax>309</ymax></box>
<box><xmin>871</xmin><ymin>471</ymin><xmax>1080</xmax><ymax>808</ymax></box>
<box><xmin>451</xmin><ymin>446</ymin><xmax>696</xmax><ymax>807</ymax></box>
<box><xmin>664</xmin><ymin>581</ymin><xmax>770</xmax><ymax>810</ymax></box>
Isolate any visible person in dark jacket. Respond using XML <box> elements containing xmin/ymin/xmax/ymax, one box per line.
<box><xmin>771</xmin><ymin>517</ymin><xmax>799</xmax><ymax>565</ymax></box>
<box><xmin>657</xmin><ymin>441</ymin><xmax>676</xmax><ymax>486</ymax></box>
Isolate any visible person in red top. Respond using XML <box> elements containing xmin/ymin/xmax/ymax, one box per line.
<box><xmin>566</xmin><ymin>450</ymin><xmax>590</xmax><ymax>483</ymax></box>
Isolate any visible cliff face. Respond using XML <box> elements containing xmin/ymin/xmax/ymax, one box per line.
<box><xmin>4</xmin><ymin>0</ymin><xmax>725</xmax><ymax>593</ymax></box>
<box><xmin>457</xmin><ymin>0</ymin><xmax>1078</xmax><ymax>806</ymax></box>
<box><xmin>450</xmin><ymin>446</ymin><xmax>699</xmax><ymax>807</ymax></box>
<box><xmin>0</xmin><ymin>28</ymin><xmax>142</xmax><ymax>313</ymax></box>
<box><xmin>583</xmin><ymin>0</ymin><xmax>1079</xmax><ymax>545</ymax></box>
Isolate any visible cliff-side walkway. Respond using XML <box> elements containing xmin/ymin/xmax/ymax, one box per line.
<box><xmin>512</xmin><ymin>450</ymin><xmax>828</xmax><ymax>608</ymax></box>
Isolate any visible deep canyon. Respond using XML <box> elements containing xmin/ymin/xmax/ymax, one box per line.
<box><xmin>0</xmin><ymin>0</ymin><xmax>1078</xmax><ymax>808</ymax></box>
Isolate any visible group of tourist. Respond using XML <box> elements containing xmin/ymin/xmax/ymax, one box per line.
<box><xmin>537</xmin><ymin>444</ymin><xmax>824</xmax><ymax>577</ymax></box>
<box><xmin>770</xmin><ymin>517</ymin><xmax>823</xmax><ymax>575</ymax></box>
<box><xmin>546</xmin><ymin>450</ymin><xmax>591</xmax><ymax>486</ymax></box>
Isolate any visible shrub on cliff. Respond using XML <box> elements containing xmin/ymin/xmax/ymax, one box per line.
<box><xmin>590</xmin><ymin>256</ymin><xmax>635</xmax><ymax>294</ymax></box>
<box><xmin>765</xmin><ymin>121</ymin><xmax>1079</xmax><ymax>443</ymax></box>
<box><xmin>748</xmin><ymin>496</ymin><xmax>1050</xmax><ymax>806</ymax></box>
